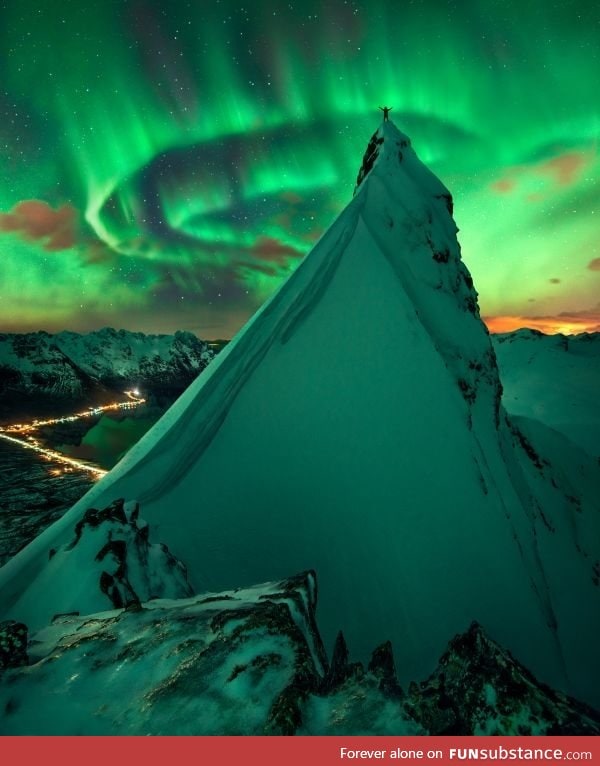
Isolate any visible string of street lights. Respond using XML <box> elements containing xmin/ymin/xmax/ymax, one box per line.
<box><xmin>0</xmin><ymin>390</ymin><xmax>146</xmax><ymax>479</ymax></box>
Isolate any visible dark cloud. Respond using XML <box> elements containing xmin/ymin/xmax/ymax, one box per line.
<box><xmin>490</xmin><ymin>149</ymin><xmax>594</xmax><ymax>203</ymax></box>
<box><xmin>250</xmin><ymin>236</ymin><xmax>304</xmax><ymax>263</ymax></box>
<box><xmin>549</xmin><ymin>278</ymin><xmax>561</xmax><ymax>284</ymax></box>
<box><xmin>536</xmin><ymin>151</ymin><xmax>591</xmax><ymax>187</ymax></box>
<box><xmin>490</xmin><ymin>178</ymin><xmax>516</xmax><ymax>194</ymax></box>
<box><xmin>304</xmin><ymin>228</ymin><xmax>323</xmax><ymax>242</ymax></box>
<box><xmin>279</xmin><ymin>191</ymin><xmax>304</xmax><ymax>205</ymax></box>
<box><xmin>588</xmin><ymin>258</ymin><xmax>600</xmax><ymax>271</ymax></box>
<box><xmin>554</xmin><ymin>302</ymin><xmax>600</xmax><ymax>323</ymax></box>
<box><xmin>0</xmin><ymin>200</ymin><xmax>78</xmax><ymax>251</ymax></box>
<box><xmin>156</xmin><ymin>262</ymin><xmax>251</xmax><ymax>306</ymax></box>
<box><xmin>81</xmin><ymin>240</ymin><xmax>119</xmax><ymax>266</ymax></box>
<box><xmin>228</xmin><ymin>236</ymin><xmax>306</xmax><ymax>277</ymax></box>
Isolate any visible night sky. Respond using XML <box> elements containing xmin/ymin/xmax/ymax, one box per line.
<box><xmin>1</xmin><ymin>0</ymin><xmax>598</xmax><ymax>339</ymax></box>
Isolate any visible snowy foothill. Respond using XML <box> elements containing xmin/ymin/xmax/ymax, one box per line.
<box><xmin>493</xmin><ymin>330</ymin><xmax>600</xmax><ymax>457</ymax></box>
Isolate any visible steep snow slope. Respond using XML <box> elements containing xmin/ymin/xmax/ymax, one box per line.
<box><xmin>1</xmin><ymin>121</ymin><xmax>598</xmax><ymax>707</ymax></box>
<box><xmin>493</xmin><ymin>330</ymin><xmax>600</xmax><ymax>456</ymax></box>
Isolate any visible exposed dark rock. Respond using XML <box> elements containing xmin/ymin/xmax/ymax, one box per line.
<box><xmin>211</xmin><ymin>572</ymin><xmax>327</xmax><ymax>735</ymax></box>
<box><xmin>266</xmin><ymin>680</ymin><xmax>309</xmax><ymax>735</ymax></box>
<box><xmin>2</xmin><ymin>572</ymin><xmax>599</xmax><ymax>735</ymax></box>
<box><xmin>435</xmin><ymin>193</ymin><xmax>454</xmax><ymax>216</ymax></box>
<box><xmin>0</xmin><ymin>621</ymin><xmax>28</xmax><ymax>670</ymax></box>
<box><xmin>368</xmin><ymin>640</ymin><xmax>403</xmax><ymax>698</ymax></box>
<box><xmin>458</xmin><ymin>377</ymin><xmax>477</xmax><ymax>404</ymax></box>
<box><xmin>464</xmin><ymin>295</ymin><xmax>478</xmax><ymax>314</ymax></box>
<box><xmin>258</xmin><ymin>569</ymin><xmax>328</xmax><ymax>675</ymax></box>
<box><xmin>323</xmin><ymin>631</ymin><xmax>355</xmax><ymax>691</ymax></box>
<box><xmin>198</xmin><ymin>594</ymin><xmax>238</xmax><ymax>604</ymax></box>
<box><xmin>354</xmin><ymin>132</ymin><xmax>384</xmax><ymax>193</ymax></box>
<box><xmin>70</xmin><ymin>498</ymin><xmax>128</xmax><ymax>548</ymax></box>
<box><xmin>59</xmin><ymin>498</ymin><xmax>193</xmax><ymax>614</ymax></box>
<box><xmin>510</xmin><ymin>423</ymin><xmax>545</xmax><ymax>470</ymax></box>
<box><xmin>405</xmin><ymin>622</ymin><xmax>600</xmax><ymax>735</ymax></box>
<box><xmin>433</xmin><ymin>249</ymin><xmax>450</xmax><ymax>264</ymax></box>
<box><xmin>227</xmin><ymin>653</ymin><xmax>283</xmax><ymax>683</ymax></box>
<box><xmin>51</xmin><ymin>612</ymin><xmax>80</xmax><ymax>622</ymax></box>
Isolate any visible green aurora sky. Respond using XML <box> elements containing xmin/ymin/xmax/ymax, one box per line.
<box><xmin>1</xmin><ymin>0</ymin><xmax>599</xmax><ymax>338</ymax></box>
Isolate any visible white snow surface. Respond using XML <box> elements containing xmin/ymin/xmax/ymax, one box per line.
<box><xmin>1</xmin><ymin>121</ymin><xmax>599</xmax><ymax>707</ymax></box>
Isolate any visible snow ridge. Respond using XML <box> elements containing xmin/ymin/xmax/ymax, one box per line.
<box><xmin>354</xmin><ymin>122</ymin><xmax>503</xmax><ymax>426</ymax></box>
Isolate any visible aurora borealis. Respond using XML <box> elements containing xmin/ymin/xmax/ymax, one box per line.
<box><xmin>1</xmin><ymin>0</ymin><xmax>598</xmax><ymax>338</ymax></box>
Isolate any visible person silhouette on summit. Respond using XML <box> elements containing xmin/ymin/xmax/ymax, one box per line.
<box><xmin>379</xmin><ymin>105</ymin><xmax>392</xmax><ymax>121</ymax></box>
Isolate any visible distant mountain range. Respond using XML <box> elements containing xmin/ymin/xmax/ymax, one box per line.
<box><xmin>0</xmin><ymin>328</ymin><xmax>215</xmax><ymax>420</ymax></box>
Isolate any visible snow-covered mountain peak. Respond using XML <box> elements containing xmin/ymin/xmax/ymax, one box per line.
<box><xmin>354</xmin><ymin>120</ymin><xmax>449</xmax><ymax>202</ymax></box>
<box><xmin>2</xmin><ymin>122</ymin><xmax>599</xmax><ymax>710</ymax></box>
<box><xmin>353</xmin><ymin>119</ymin><xmax>502</xmax><ymax>425</ymax></box>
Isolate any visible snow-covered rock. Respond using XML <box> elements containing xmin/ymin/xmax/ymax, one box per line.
<box><xmin>405</xmin><ymin>622</ymin><xmax>600</xmax><ymax>735</ymax></box>
<box><xmin>38</xmin><ymin>498</ymin><xmax>194</xmax><ymax>618</ymax></box>
<box><xmin>1</xmin><ymin>120</ymin><xmax>599</xmax><ymax>711</ymax></box>
<box><xmin>0</xmin><ymin>571</ymin><xmax>328</xmax><ymax>735</ymax></box>
<box><xmin>492</xmin><ymin>330</ymin><xmax>600</xmax><ymax>456</ymax></box>
<box><xmin>1</xmin><ymin>571</ymin><xmax>597</xmax><ymax>735</ymax></box>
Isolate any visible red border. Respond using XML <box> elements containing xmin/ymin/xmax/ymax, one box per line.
<box><xmin>2</xmin><ymin>736</ymin><xmax>599</xmax><ymax>766</ymax></box>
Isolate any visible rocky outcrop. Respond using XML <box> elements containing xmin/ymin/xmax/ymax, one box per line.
<box><xmin>404</xmin><ymin>622</ymin><xmax>600</xmax><ymax>735</ymax></box>
<box><xmin>0</xmin><ymin>572</ymin><xmax>327</xmax><ymax>735</ymax></box>
<box><xmin>0</xmin><ymin>621</ymin><xmax>28</xmax><ymax>670</ymax></box>
<box><xmin>46</xmin><ymin>498</ymin><xmax>194</xmax><ymax>616</ymax></box>
<box><xmin>1</xmin><ymin>564</ymin><xmax>598</xmax><ymax>735</ymax></box>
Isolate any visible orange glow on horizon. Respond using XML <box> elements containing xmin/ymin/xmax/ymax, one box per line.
<box><xmin>484</xmin><ymin>315</ymin><xmax>600</xmax><ymax>336</ymax></box>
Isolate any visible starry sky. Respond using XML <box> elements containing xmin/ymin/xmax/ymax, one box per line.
<box><xmin>1</xmin><ymin>0</ymin><xmax>599</xmax><ymax>339</ymax></box>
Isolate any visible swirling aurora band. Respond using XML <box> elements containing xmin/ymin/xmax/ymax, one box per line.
<box><xmin>1</xmin><ymin>0</ymin><xmax>598</xmax><ymax>338</ymax></box>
